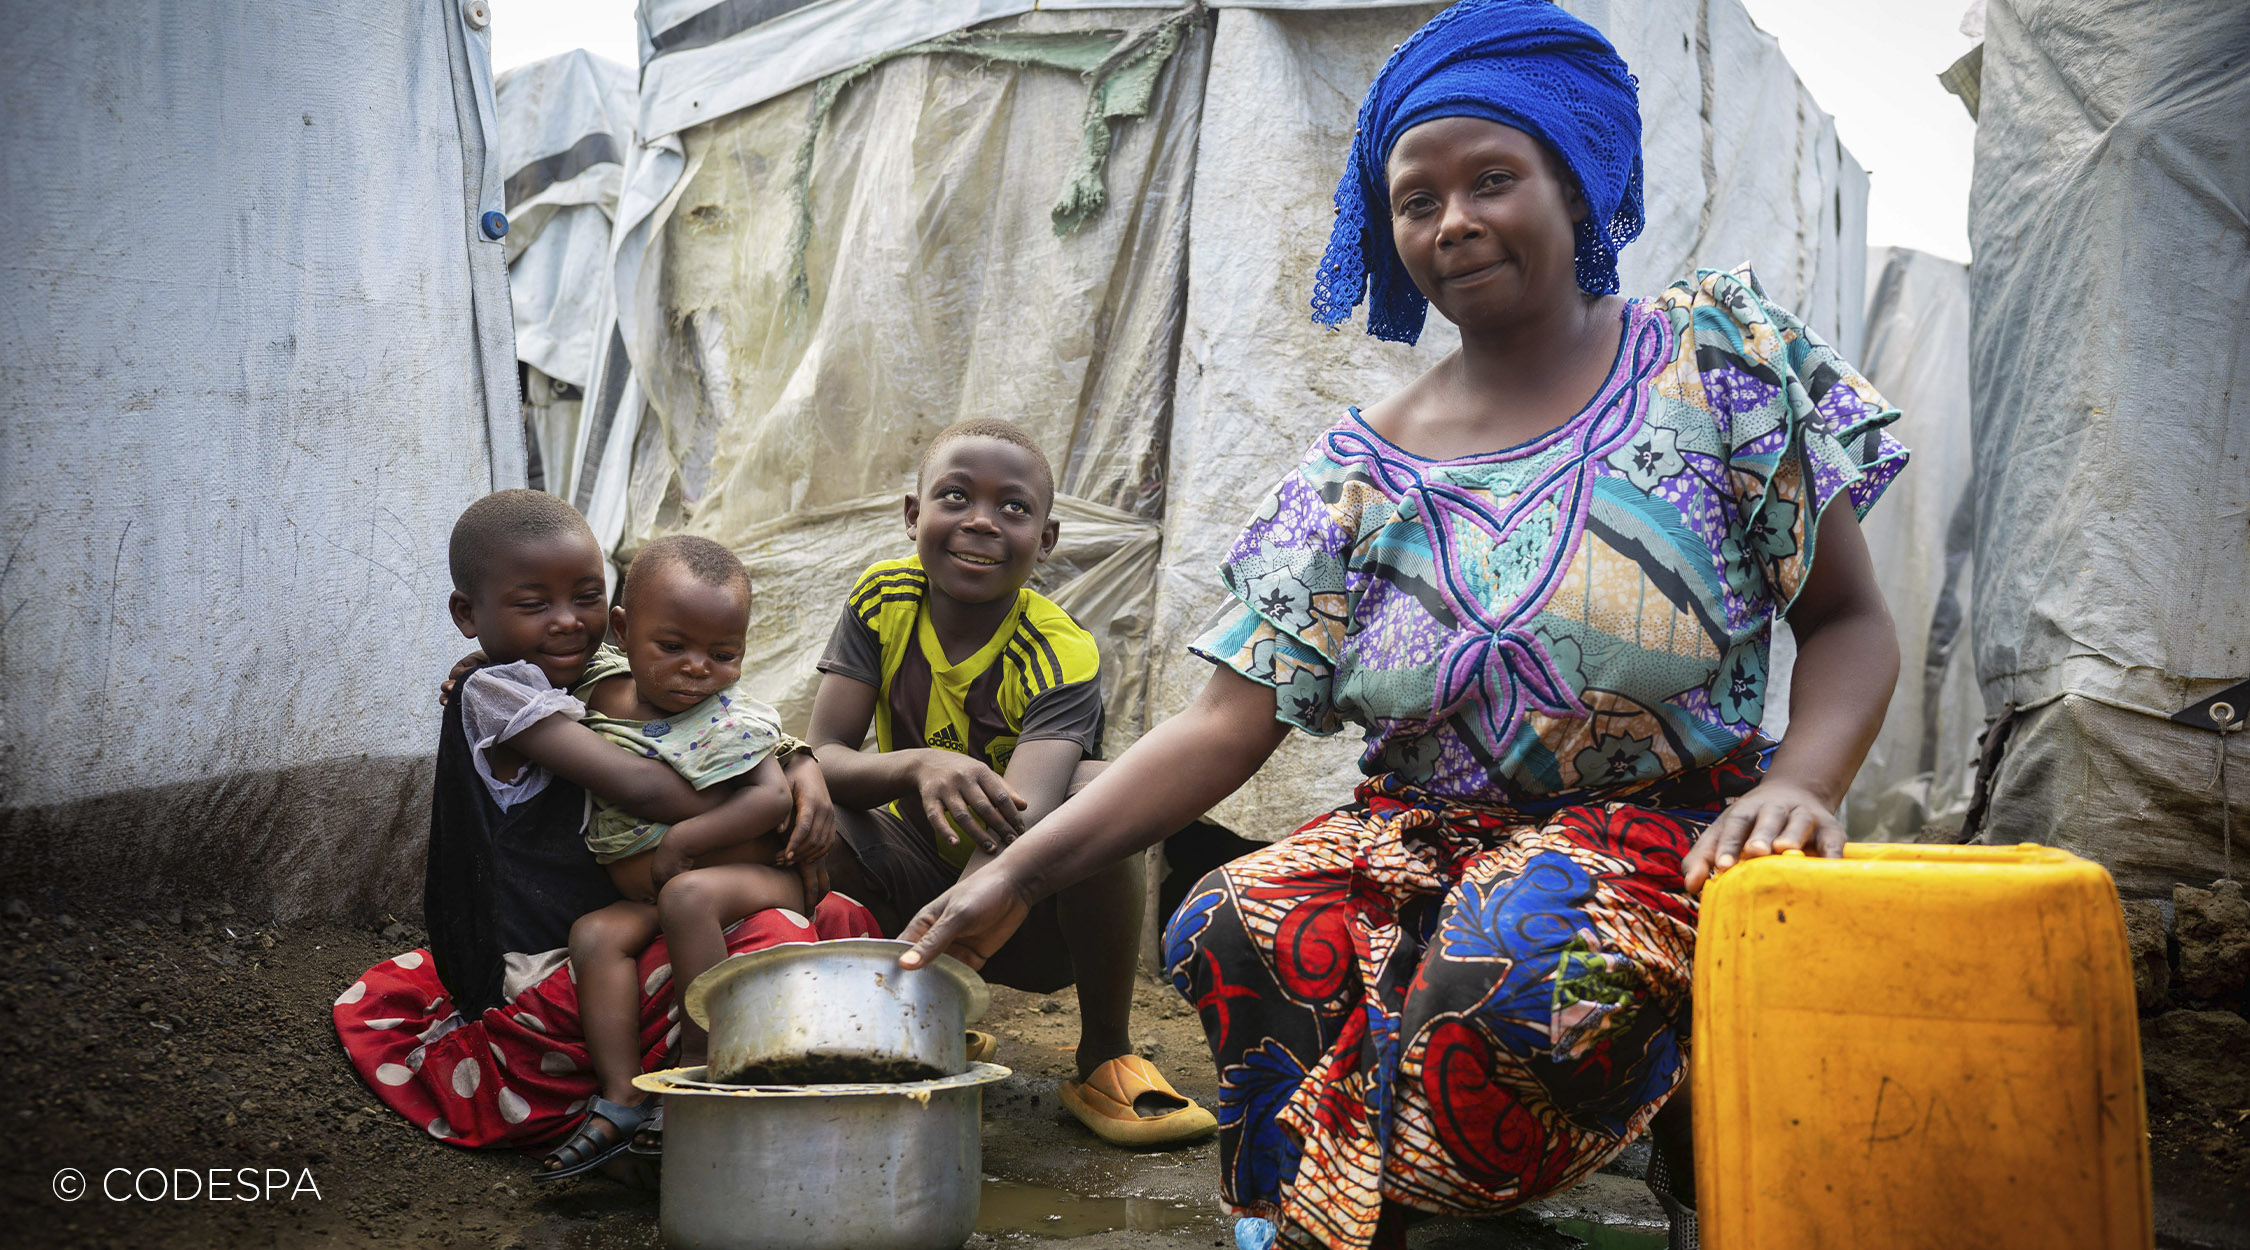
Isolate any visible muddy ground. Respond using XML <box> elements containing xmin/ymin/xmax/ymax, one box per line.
<box><xmin>0</xmin><ymin>897</ymin><xmax>2241</xmax><ymax>1248</ymax></box>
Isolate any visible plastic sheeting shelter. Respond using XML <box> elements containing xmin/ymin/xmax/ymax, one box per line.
<box><xmin>496</xmin><ymin>51</ymin><xmax>643</xmax><ymax>548</ymax></box>
<box><xmin>1844</xmin><ymin>247</ymin><xmax>1980</xmax><ymax>843</ymax></box>
<box><xmin>1964</xmin><ymin>0</ymin><xmax>2249</xmax><ymax>896</ymax></box>
<box><xmin>0</xmin><ymin>1</ymin><xmax>521</xmax><ymax>918</ymax></box>
<box><xmin>498</xmin><ymin>51</ymin><xmax>635</xmax><ymax>508</ymax></box>
<box><xmin>608</xmin><ymin>0</ymin><xmax>1870</xmax><ymax>844</ymax></box>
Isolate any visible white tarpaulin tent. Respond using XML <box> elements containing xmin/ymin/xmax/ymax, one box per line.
<box><xmin>497</xmin><ymin>50</ymin><xmax>636</xmax><ymax>508</ymax></box>
<box><xmin>606</xmin><ymin>0</ymin><xmax>1869</xmax><ymax>844</ymax></box>
<box><xmin>1843</xmin><ymin>247</ymin><xmax>1980</xmax><ymax>843</ymax></box>
<box><xmin>0</xmin><ymin>0</ymin><xmax>520</xmax><ymax>918</ymax></box>
<box><xmin>495</xmin><ymin>50</ymin><xmax>647</xmax><ymax>557</ymax></box>
<box><xmin>1964</xmin><ymin>0</ymin><xmax>2249</xmax><ymax>897</ymax></box>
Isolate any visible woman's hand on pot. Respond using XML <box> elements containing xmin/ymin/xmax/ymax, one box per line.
<box><xmin>1682</xmin><ymin>778</ymin><xmax>1845</xmax><ymax>895</ymax></box>
<box><xmin>897</xmin><ymin>867</ymin><xmax>1034</xmax><ymax>972</ymax></box>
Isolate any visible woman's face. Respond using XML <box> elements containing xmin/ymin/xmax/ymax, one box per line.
<box><xmin>1384</xmin><ymin>116</ymin><xmax>1588</xmax><ymax>331</ymax></box>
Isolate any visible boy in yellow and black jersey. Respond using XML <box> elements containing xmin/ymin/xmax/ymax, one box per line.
<box><xmin>822</xmin><ymin>554</ymin><xmax>1103</xmax><ymax>871</ymax></box>
<box><xmin>810</xmin><ymin>418</ymin><xmax>1214</xmax><ymax>1149</ymax></box>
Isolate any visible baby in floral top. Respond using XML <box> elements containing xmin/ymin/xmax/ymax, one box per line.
<box><xmin>538</xmin><ymin>533</ymin><xmax>803</xmax><ymax>1181</ymax></box>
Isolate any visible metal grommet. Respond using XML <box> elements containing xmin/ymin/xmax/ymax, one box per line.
<box><xmin>481</xmin><ymin>210</ymin><xmax>509</xmax><ymax>240</ymax></box>
<box><xmin>2212</xmin><ymin>701</ymin><xmax>2238</xmax><ymax>727</ymax></box>
<box><xmin>464</xmin><ymin>0</ymin><xmax>491</xmax><ymax>29</ymax></box>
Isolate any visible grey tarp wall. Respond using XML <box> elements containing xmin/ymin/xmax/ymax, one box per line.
<box><xmin>1967</xmin><ymin>0</ymin><xmax>2249</xmax><ymax>895</ymax></box>
<box><xmin>0</xmin><ymin>0</ymin><xmax>521</xmax><ymax>918</ymax></box>
<box><xmin>1844</xmin><ymin>247</ymin><xmax>1979</xmax><ymax>842</ymax></box>
<box><xmin>609</xmin><ymin>0</ymin><xmax>1868</xmax><ymax>846</ymax></box>
<box><xmin>498</xmin><ymin>51</ymin><xmax>637</xmax><ymax>510</ymax></box>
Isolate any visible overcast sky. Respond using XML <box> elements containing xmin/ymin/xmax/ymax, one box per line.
<box><xmin>489</xmin><ymin>0</ymin><xmax>1977</xmax><ymax>262</ymax></box>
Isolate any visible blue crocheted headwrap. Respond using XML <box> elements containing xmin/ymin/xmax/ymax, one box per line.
<box><xmin>1311</xmin><ymin>0</ymin><xmax>1645</xmax><ymax>343</ymax></box>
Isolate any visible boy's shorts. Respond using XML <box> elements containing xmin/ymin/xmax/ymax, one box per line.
<box><xmin>838</xmin><ymin>808</ymin><xmax>1076</xmax><ymax>994</ymax></box>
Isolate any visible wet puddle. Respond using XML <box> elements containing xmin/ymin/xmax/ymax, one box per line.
<box><xmin>1544</xmin><ymin>1216</ymin><xmax>1668</xmax><ymax>1249</ymax></box>
<box><xmin>976</xmin><ymin>1178</ymin><xmax>1214</xmax><ymax>1239</ymax></box>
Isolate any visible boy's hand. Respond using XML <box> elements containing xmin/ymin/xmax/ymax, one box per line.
<box><xmin>776</xmin><ymin>754</ymin><xmax>837</xmax><ymax>868</ymax></box>
<box><xmin>438</xmin><ymin>650</ymin><xmax>488</xmax><ymax>706</ymax></box>
<box><xmin>794</xmin><ymin>852</ymin><xmax>831</xmax><ymax>911</ymax></box>
<box><xmin>649</xmin><ymin>841</ymin><xmax>694</xmax><ymax>896</ymax></box>
<box><xmin>1682</xmin><ymin>778</ymin><xmax>1846</xmax><ymax>895</ymax></box>
<box><xmin>910</xmin><ymin>751</ymin><xmax>1026</xmax><ymax>856</ymax></box>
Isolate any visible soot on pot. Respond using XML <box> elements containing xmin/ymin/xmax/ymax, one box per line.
<box><xmin>718</xmin><ymin>1052</ymin><xmax>949</xmax><ymax>1086</ymax></box>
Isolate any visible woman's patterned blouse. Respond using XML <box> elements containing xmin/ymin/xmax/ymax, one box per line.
<box><xmin>1192</xmin><ymin>267</ymin><xmax>1908</xmax><ymax>810</ymax></box>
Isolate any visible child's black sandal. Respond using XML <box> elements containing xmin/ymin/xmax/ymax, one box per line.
<box><xmin>533</xmin><ymin>1096</ymin><xmax>651</xmax><ymax>1182</ymax></box>
<box><xmin>625</xmin><ymin>1098</ymin><xmax>664</xmax><ymax>1156</ymax></box>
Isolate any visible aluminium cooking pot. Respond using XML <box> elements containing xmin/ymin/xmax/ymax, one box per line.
<box><xmin>635</xmin><ymin>1062</ymin><xmax>1012</xmax><ymax>1250</ymax></box>
<box><xmin>683</xmin><ymin>938</ymin><xmax>988</xmax><ymax>1085</ymax></box>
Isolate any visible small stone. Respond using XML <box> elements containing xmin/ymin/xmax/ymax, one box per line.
<box><xmin>1037</xmin><ymin>999</ymin><xmax>1063</xmax><ymax>1015</ymax></box>
<box><xmin>2</xmin><ymin>899</ymin><xmax>27</xmax><ymax>921</ymax></box>
<box><xmin>380</xmin><ymin>922</ymin><xmax>411</xmax><ymax>943</ymax></box>
<box><xmin>2121</xmin><ymin>899</ymin><xmax>2171</xmax><ymax>1012</ymax></box>
<box><xmin>2173</xmin><ymin>880</ymin><xmax>2249</xmax><ymax>1003</ymax></box>
<box><xmin>2141</xmin><ymin>1009</ymin><xmax>2250</xmax><ymax>1109</ymax></box>
<box><xmin>55</xmin><ymin>914</ymin><xmax>76</xmax><ymax>933</ymax></box>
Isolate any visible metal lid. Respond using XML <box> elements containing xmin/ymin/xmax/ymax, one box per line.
<box><xmin>680</xmin><ymin>937</ymin><xmax>990</xmax><ymax>1029</ymax></box>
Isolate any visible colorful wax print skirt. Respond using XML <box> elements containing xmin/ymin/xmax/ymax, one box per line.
<box><xmin>1165</xmin><ymin>762</ymin><xmax>1753</xmax><ymax>1250</ymax></box>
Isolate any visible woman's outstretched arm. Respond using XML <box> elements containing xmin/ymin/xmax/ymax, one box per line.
<box><xmin>1682</xmin><ymin>502</ymin><xmax>1898</xmax><ymax>893</ymax></box>
<box><xmin>899</xmin><ymin>664</ymin><xmax>1292</xmax><ymax>970</ymax></box>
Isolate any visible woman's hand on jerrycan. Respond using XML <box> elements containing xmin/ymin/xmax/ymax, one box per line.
<box><xmin>1681</xmin><ymin>777</ymin><xmax>1846</xmax><ymax>896</ymax></box>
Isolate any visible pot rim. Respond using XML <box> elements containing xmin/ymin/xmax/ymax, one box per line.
<box><xmin>634</xmin><ymin>1061</ymin><xmax>1012</xmax><ymax>1099</ymax></box>
<box><xmin>682</xmin><ymin>937</ymin><xmax>989</xmax><ymax>1029</ymax></box>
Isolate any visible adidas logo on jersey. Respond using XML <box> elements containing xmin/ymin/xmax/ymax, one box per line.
<box><xmin>927</xmin><ymin>722</ymin><xmax>964</xmax><ymax>750</ymax></box>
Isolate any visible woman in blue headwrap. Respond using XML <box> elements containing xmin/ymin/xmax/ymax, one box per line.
<box><xmin>898</xmin><ymin>3</ymin><xmax>1907</xmax><ymax>1246</ymax></box>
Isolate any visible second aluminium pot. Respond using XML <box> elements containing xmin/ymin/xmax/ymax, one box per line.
<box><xmin>684</xmin><ymin>937</ymin><xmax>988</xmax><ymax>1084</ymax></box>
<box><xmin>637</xmin><ymin>1062</ymin><xmax>1011</xmax><ymax>1250</ymax></box>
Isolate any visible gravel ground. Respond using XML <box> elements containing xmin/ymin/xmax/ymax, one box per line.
<box><xmin>0</xmin><ymin>894</ymin><xmax>2238</xmax><ymax>1248</ymax></box>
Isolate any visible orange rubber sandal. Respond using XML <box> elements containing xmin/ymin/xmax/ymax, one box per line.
<box><xmin>1060</xmin><ymin>1055</ymin><xmax>1218</xmax><ymax>1147</ymax></box>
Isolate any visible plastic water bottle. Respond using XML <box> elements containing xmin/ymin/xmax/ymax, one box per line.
<box><xmin>1234</xmin><ymin>1216</ymin><xmax>1277</xmax><ymax>1250</ymax></box>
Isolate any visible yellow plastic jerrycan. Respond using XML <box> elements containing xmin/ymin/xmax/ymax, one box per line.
<box><xmin>1692</xmin><ymin>842</ymin><xmax>2151</xmax><ymax>1249</ymax></box>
